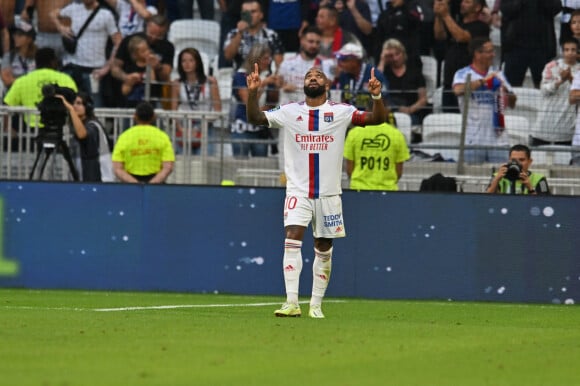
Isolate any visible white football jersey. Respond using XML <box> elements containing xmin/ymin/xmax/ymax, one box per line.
<box><xmin>265</xmin><ymin>100</ymin><xmax>363</xmax><ymax>198</ymax></box>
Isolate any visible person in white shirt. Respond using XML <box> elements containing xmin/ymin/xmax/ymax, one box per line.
<box><xmin>50</xmin><ymin>0</ymin><xmax>121</xmax><ymax>107</ymax></box>
<box><xmin>246</xmin><ymin>64</ymin><xmax>387</xmax><ymax>318</ymax></box>
<box><xmin>453</xmin><ymin>36</ymin><xmax>517</xmax><ymax>164</ymax></box>
<box><xmin>105</xmin><ymin>0</ymin><xmax>157</xmax><ymax>37</ymax></box>
<box><xmin>532</xmin><ymin>37</ymin><xmax>580</xmax><ymax>146</ymax></box>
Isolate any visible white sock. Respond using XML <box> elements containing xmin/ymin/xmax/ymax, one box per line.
<box><xmin>311</xmin><ymin>247</ymin><xmax>332</xmax><ymax>306</ymax></box>
<box><xmin>283</xmin><ymin>239</ymin><xmax>303</xmax><ymax>304</ymax></box>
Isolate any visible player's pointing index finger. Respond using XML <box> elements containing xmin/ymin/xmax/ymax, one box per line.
<box><xmin>370</xmin><ymin>67</ymin><xmax>375</xmax><ymax>81</ymax></box>
<box><xmin>254</xmin><ymin>62</ymin><xmax>259</xmax><ymax>76</ymax></box>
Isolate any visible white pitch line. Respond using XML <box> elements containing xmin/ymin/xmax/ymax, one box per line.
<box><xmin>1</xmin><ymin>300</ymin><xmax>346</xmax><ymax>312</ymax></box>
<box><xmin>94</xmin><ymin>299</ymin><xmax>346</xmax><ymax>312</ymax></box>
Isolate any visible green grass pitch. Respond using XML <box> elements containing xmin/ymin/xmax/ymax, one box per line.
<box><xmin>1</xmin><ymin>289</ymin><xmax>579</xmax><ymax>386</ymax></box>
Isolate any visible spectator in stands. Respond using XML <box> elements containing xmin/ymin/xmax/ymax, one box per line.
<box><xmin>20</xmin><ymin>0</ymin><xmax>70</xmax><ymax>57</ymax></box>
<box><xmin>567</xmin><ymin>10</ymin><xmax>580</xmax><ymax>49</ymax></box>
<box><xmin>104</xmin><ymin>0</ymin><xmax>157</xmax><ymax>37</ymax></box>
<box><xmin>231</xmin><ymin>43</ymin><xmax>279</xmax><ymax>157</ymax></box>
<box><xmin>315</xmin><ymin>4</ymin><xmax>363</xmax><ymax>60</ymax></box>
<box><xmin>3</xmin><ymin>47</ymin><xmax>77</xmax><ymax>129</ymax></box>
<box><xmin>333</xmin><ymin>0</ymin><xmax>374</xmax><ymax>58</ymax></box>
<box><xmin>500</xmin><ymin>0</ymin><xmax>561</xmax><ymax>88</ymax></box>
<box><xmin>112</xmin><ymin>101</ymin><xmax>175</xmax><ymax>183</ymax></box>
<box><xmin>377</xmin><ymin>38</ymin><xmax>429</xmax><ymax>131</ymax></box>
<box><xmin>453</xmin><ymin>37</ymin><xmax>516</xmax><ymax>164</ymax></box>
<box><xmin>170</xmin><ymin>47</ymin><xmax>221</xmax><ymax>155</ymax></box>
<box><xmin>417</xmin><ymin>0</ymin><xmax>436</xmax><ymax>56</ymax></box>
<box><xmin>111</xmin><ymin>14</ymin><xmax>175</xmax><ymax>107</ymax></box>
<box><xmin>278</xmin><ymin>26</ymin><xmax>335</xmax><ymax>105</ymax></box>
<box><xmin>486</xmin><ymin>144</ymin><xmax>550</xmax><ymax>195</ymax></box>
<box><xmin>118</xmin><ymin>35</ymin><xmax>157</xmax><ymax>107</ymax></box>
<box><xmin>217</xmin><ymin>0</ymin><xmax>243</xmax><ymax>68</ymax></box>
<box><xmin>177</xmin><ymin>0</ymin><xmax>215</xmax><ymax>20</ymax></box>
<box><xmin>434</xmin><ymin>0</ymin><xmax>489</xmax><ymax>113</ymax></box>
<box><xmin>0</xmin><ymin>9</ymin><xmax>9</xmax><ymax>58</ymax></box>
<box><xmin>332</xmin><ymin>43</ymin><xmax>389</xmax><ymax>112</ymax></box>
<box><xmin>57</xmin><ymin>91</ymin><xmax>114</xmax><ymax>182</ymax></box>
<box><xmin>567</xmin><ymin>51</ymin><xmax>580</xmax><ymax>165</ymax></box>
<box><xmin>375</xmin><ymin>0</ymin><xmax>423</xmax><ymax>71</ymax></box>
<box><xmin>531</xmin><ymin>37</ymin><xmax>580</xmax><ymax>146</ymax></box>
<box><xmin>1</xmin><ymin>20</ymin><xmax>37</xmax><ymax>90</ymax></box>
<box><xmin>50</xmin><ymin>0</ymin><xmax>122</xmax><ymax>107</ymax></box>
<box><xmin>263</xmin><ymin>0</ymin><xmax>309</xmax><ymax>53</ymax></box>
<box><xmin>559</xmin><ymin>2</ymin><xmax>580</xmax><ymax>44</ymax></box>
<box><xmin>344</xmin><ymin>99</ymin><xmax>410</xmax><ymax>191</ymax></box>
<box><xmin>223</xmin><ymin>0</ymin><xmax>285</xmax><ymax>71</ymax></box>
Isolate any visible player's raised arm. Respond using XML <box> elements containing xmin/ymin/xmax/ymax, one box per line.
<box><xmin>364</xmin><ymin>67</ymin><xmax>387</xmax><ymax>125</ymax></box>
<box><xmin>246</xmin><ymin>63</ymin><xmax>269</xmax><ymax>126</ymax></box>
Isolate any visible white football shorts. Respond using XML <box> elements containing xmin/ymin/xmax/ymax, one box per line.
<box><xmin>283</xmin><ymin>195</ymin><xmax>346</xmax><ymax>238</ymax></box>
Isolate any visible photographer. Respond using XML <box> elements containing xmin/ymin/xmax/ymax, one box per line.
<box><xmin>56</xmin><ymin>91</ymin><xmax>114</xmax><ymax>182</ymax></box>
<box><xmin>486</xmin><ymin>144</ymin><xmax>550</xmax><ymax>195</ymax></box>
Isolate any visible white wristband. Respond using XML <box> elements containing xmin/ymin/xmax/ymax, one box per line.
<box><xmin>371</xmin><ymin>93</ymin><xmax>382</xmax><ymax>100</ymax></box>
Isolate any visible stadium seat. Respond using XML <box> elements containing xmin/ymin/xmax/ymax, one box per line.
<box><xmin>508</xmin><ymin>87</ymin><xmax>541</xmax><ymax>127</ymax></box>
<box><xmin>533</xmin><ymin>145</ymin><xmax>573</xmax><ymax>166</ymax></box>
<box><xmin>393</xmin><ymin>112</ymin><xmax>412</xmax><ymax>144</ymax></box>
<box><xmin>168</xmin><ymin>19</ymin><xmax>221</xmax><ymax>60</ymax></box>
<box><xmin>420</xmin><ymin>55</ymin><xmax>438</xmax><ymax>104</ymax></box>
<box><xmin>432</xmin><ymin>86</ymin><xmax>443</xmax><ymax>113</ymax></box>
<box><xmin>504</xmin><ymin>115</ymin><xmax>530</xmax><ymax>146</ymax></box>
<box><xmin>420</xmin><ymin>113</ymin><xmax>463</xmax><ymax>161</ymax></box>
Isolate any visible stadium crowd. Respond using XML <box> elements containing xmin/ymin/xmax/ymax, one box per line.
<box><xmin>0</xmin><ymin>0</ymin><xmax>578</xmax><ymax>188</ymax></box>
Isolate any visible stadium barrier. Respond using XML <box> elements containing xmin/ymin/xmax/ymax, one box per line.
<box><xmin>0</xmin><ymin>182</ymin><xmax>578</xmax><ymax>305</ymax></box>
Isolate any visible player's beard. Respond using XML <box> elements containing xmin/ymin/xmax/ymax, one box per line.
<box><xmin>303</xmin><ymin>83</ymin><xmax>326</xmax><ymax>98</ymax></box>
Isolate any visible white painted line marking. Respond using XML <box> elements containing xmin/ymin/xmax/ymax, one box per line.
<box><xmin>1</xmin><ymin>300</ymin><xmax>346</xmax><ymax>312</ymax></box>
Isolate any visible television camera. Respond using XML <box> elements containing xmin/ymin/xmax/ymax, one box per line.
<box><xmin>29</xmin><ymin>84</ymin><xmax>79</xmax><ymax>180</ymax></box>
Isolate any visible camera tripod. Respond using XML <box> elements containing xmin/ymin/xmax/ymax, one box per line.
<box><xmin>29</xmin><ymin>134</ymin><xmax>79</xmax><ymax>181</ymax></box>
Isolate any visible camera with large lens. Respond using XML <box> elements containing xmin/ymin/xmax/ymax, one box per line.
<box><xmin>504</xmin><ymin>159</ymin><xmax>522</xmax><ymax>181</ymax></box>
<box><xmin>36</xmin><ymin>83</ymin><xmax>76</xmax><ymax>140</ymax></box>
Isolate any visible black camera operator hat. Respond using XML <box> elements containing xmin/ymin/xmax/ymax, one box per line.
<box><xmin>13</xmin><ymin>20</ymin><xmax>36</xmax><ymax>40</ymax></box>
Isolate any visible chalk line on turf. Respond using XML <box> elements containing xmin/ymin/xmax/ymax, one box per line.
<box><xmin>1</xmin><ymin>300</ymin><xmax>346</xmax><ymax>312</ymax></box>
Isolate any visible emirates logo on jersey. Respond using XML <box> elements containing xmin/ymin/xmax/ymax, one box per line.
<box><xmin>296</xmin><ymin>116</ymin><xmax>303</xmax><ymax>121</ymax></box>
<box><xmin>295</xmin><ymin>134</ymin><xmax>335</xmax><ymax>143</ymax></box>
<box><xmin>296</xmin><ymin>133</ymin><xmax>334</xmax><ymax>151</ymax></box>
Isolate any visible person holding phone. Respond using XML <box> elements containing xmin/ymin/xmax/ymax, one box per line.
<box><xmin>222</xmin><ymin>0</ymin><xmax>284</xmax><ymax>71</ymax></box>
